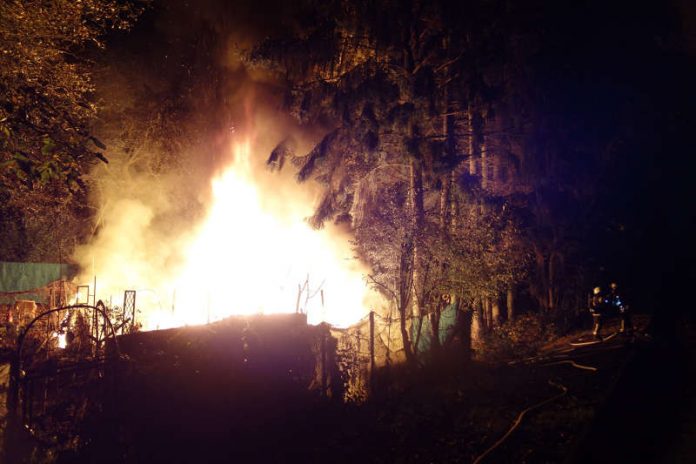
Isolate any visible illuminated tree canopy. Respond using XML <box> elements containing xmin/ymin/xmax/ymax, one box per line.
<box><xmin>0</xmin><ymin>0</ymin><xmax>144</xmax><ymax>193</ymax></box>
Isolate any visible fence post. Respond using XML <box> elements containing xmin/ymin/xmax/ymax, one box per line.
<box><xmin>369</xmin><ymin>310</ymin><xmax>375</xmax><ymax>393</ymax></box>
<box><xmin>7</xmin><ymin>353</ymin><xmax>20</xmax><ymax>419</ymax></box>
<box><xmin>320</xmin><ymin>328</ymin><xmax>327</xmax><ymax>396</ymax></box>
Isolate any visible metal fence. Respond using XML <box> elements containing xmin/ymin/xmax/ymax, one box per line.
<box><xmin>6</xmin><ymin>303</ymin><xmax>121</xmax><ymax>449</ymax></box>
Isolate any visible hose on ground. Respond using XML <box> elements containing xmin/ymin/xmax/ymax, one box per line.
<box><xmin>476</xmin><ymin>327</ymin><xmax>644</xmax><ymax>462</ymax></box>
<box><xmin>472</xmin><ymin>380</ymin><xmax>568</xmax><ymax>464</ymax></box>
<box><xmin>569</xmin><ymin>331</ymin><xmax>618</xmax><ymax>347</ymax></box>
<box><xmin>540</xmin><ymin>360</ymin><xmax>598</xmax><ymax>372</ymax></box>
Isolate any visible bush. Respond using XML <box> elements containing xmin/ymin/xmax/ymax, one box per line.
<box><xmin>479</xmin><ymin>313</ymin><xmax>559</xmax><ymax>362</ymax></box>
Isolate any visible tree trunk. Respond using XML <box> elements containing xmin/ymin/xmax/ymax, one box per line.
<box><xmin>548</xmin><ymin>250</ymin><xmax>563</xmax><ymax>311</ymax></box>
<box><xmin>548</xmin><ymin>249</ymin><xmax>555</xmax><ymax>311</ymax></box>
<box><xmin>440</xmin><ymin>174</ymin><xmax>451</xmax><ymax>232</ymax></box>
<box><xmin>534</xmin><ymin>245</ymin><xmax>550</xmax><ymax>311</ymax></box>
<box><xmin>396</xmin><ymin>157</ymin><xmax>425</xmax><ymax>365</ymax></box>
<box><xmin>492</xmin><ymin>296</ymin><xmax>501</xmax><ymax>327</ymax></box>
<box><xmin>408</xmin><ymin>157</ymin><xmax>425</xmax><ymax>362</ymax></box>
<box><xmin>398</xmin><ymin>241</ymin><xmax>415</xmax><ymax>363</ymax></box>
<box><xmin>471</xmin><ymin>298</ymin><xmax>484</xmax><ymax>352</ymax></box>
<box><xmin>440</xmin><ymin>36</ymin><xmax>456</xmax><ymax>233</ymax></box>
<box><xmin>429</xmin><ymin>308</ymin><xmax>442</xmax><ymax>352</ymax></box>
<box><xmin>506</xmin><ymin>286</ymin><xmax>516</xmax><ymax>321</ymax></box>
<box><xmin>481</xmin><ymin>133</ymin><xmax>488</xmax><ymax>190</ymax></box>
<box><xmin>484</xmin><ymin>298</ymin><xmax>492</xmax><ymax>331</ymax></box>
<box><xmin>410</xmin><ymin>159</ymin><xmax>425</xmax><ymax>230</ymax></box>
<box><xmin>492</xmin><ymin>135</ymin><xmax>500</xmax><ymax>189</ymax></box>
<box><xmin>413</xmin><ymin>310</ymin><xmax>424</xmax><ymax>356</ymax></box>
<box><xmin>458</xmin><ymin>304</ymin><xmax>472</xmax><ymax>360</ymax></box>
<box><xmin>399</xmin><ymin>304</ymin><xmax>414</xmax><ymax>363</ymax></box>
<box><xmin>450</xmin><ymin>170</ymin><xmax>459</xmax><ymax>229</ymax></box>
<box><xmin>467</xmin><ymin>102</ymin><xmax>476</xmax><ymax>176</ymax></box>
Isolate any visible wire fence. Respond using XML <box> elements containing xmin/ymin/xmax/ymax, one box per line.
<box><xmin>328</xmin><ymin>309</ymin><xmax>414</xmax><ymax>402</ymax></box>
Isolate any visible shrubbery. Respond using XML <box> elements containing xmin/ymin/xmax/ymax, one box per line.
<box><xmin>479</xmin><ymin>313</ymin><xmax>560</xmax><ymax>362</ymax></box>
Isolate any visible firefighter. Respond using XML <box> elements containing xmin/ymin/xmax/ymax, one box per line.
<box><xmin>608</xmin><ymin>282</ymin><xmax>632</xmax><ymax>334</ymax></box>
<box><xmin>589</xmin><ymin>286</ymin><xmax>607</xmax><ymax>340</ymax></box>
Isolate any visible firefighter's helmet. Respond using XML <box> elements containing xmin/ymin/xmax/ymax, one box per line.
<box><xmin>593</xmin><ymin>286</ymin><xmax>601</xmax><ymax>295</ymax></box>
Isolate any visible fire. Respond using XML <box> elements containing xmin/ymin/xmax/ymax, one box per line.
<box><xmin>56</xmin><ymin>332</ymin><xmax>67</xmax><ymax>349</ymax></box>
<box><xmin>132</xmin><ymin>139</ymin><xmax>371</xmax><ymax>330</ymax></box>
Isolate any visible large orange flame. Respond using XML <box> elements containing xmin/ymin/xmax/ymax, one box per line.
<box><xmin>140</xmin><ymin>139</ymin><xmax>371</xmax><ymax>330</ymax></box>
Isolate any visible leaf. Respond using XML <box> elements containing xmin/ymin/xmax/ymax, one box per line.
<box><xmin>89</xmin><ymin>136</ymin><xmax>107</xmax><ymax>150</ymax></box>
<box><xmin>40</xmin><ymin>167</ymin><xmax>53</xmax><ymax>183</ymax></box>
<box><xmin>41</xmin><ymin>137</ymin><xmax>56</xmax><ymax>156</ymax></box>
<box><xmin>94</xmin><ymin>152</ymin><xmax>109</xmax><ymax>164</ymax></box>
<box><xmin>13</xmin><ymin>152</ymin><xmax>30</xmax><ymax>163</ymax></box>
<box><xmin>267</xmin><ymin>137</ymin><xmax>295</xmax><ymax>172</ymax></box>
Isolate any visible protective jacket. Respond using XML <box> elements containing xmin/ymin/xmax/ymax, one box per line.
<box><xmin>608</xmin><ymin>290</ymin><xmax>625</xmax><ymax>314</ymax></box>
<box><xmin>590</xmin><ymin>293</ymin><xmax>609</xmax><ymax>315</ymax></box>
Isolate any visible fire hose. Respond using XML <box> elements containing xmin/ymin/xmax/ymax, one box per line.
<box><xmin>472</xmin><ymin>380</ymin><xmax>569</xmax><ymax>464</ymax></box>
<box><xmin>473</xmin><ymin>333</ymin><xmax>627</xmax><ymax>462</ymax></box>
<box><xmin>540</xmin><ymin>360</ymin><xmax>598</xmax><ymax>371</ymax></box>
<box><xmin>569</xmin><ymin>331</ymin><xmax>618</xmax><ymax>347</ymax></box>
<box><xmin>474</xmin><ymin>325</ymin><xmax>648</xmax><ymax>462</ymax></box>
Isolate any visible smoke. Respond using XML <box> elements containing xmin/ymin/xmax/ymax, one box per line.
<box><xmin>72</xmin><ymin>0</ymin><xmax>379</xmax><ymax>329</ymax></box>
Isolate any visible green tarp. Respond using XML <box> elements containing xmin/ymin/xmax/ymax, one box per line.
<box><xmin>411</xmin><ymin>302</ymin><xmax>461</xmax><ymax>353</ymax></box>
<box><xmin>0</xmin><ymin>261</ymin><xmax>78</xmax><ymax>304</ymax></box>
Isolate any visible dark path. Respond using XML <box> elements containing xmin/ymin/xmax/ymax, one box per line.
<box><xmin>569</xmin><ymin>319</ymin><xmax>696</xmax><ymax>463</ymax></box>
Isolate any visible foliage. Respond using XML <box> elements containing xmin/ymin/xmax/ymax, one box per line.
<box><xmin>0</xmin><ymin>319</ymin><xmax>18</xmax><ymax>350</ymax></box>
<box><xmin>0</xmin><ymin>0</ymin><xmax>145</xmax><ymax>261</ymax></box>
<box><xmin>356</xmin><ymin>178</ymin><xmax>529</xmax><ymax>312</ymax></box>
<box><xmin>253</xmin><ymin>0</ymin><xmax>534</xmax><ymax>359</ymax></box>
<box><xmin>253</xmin><ymin>0</ymin><xmax>667</xmax><ymax>344</ymax></box>
<box><xmin>425</xmin><ymin>201</ymin><xmax>529</xmax><ymax>305</ymax></box>
<box><xmin>255</xmin><ymin>0</ymin><xmax>456</xmax><ymax>221</ymax></box>
<box><xmin>479</xmin><ymin>313</ymin><xmax>559</xmax><ymax>363</ymax></box>
<box><xmin>0</xmin><ymin>0</ymin><xmax>144</xmax><ymax>187</ymax></box>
